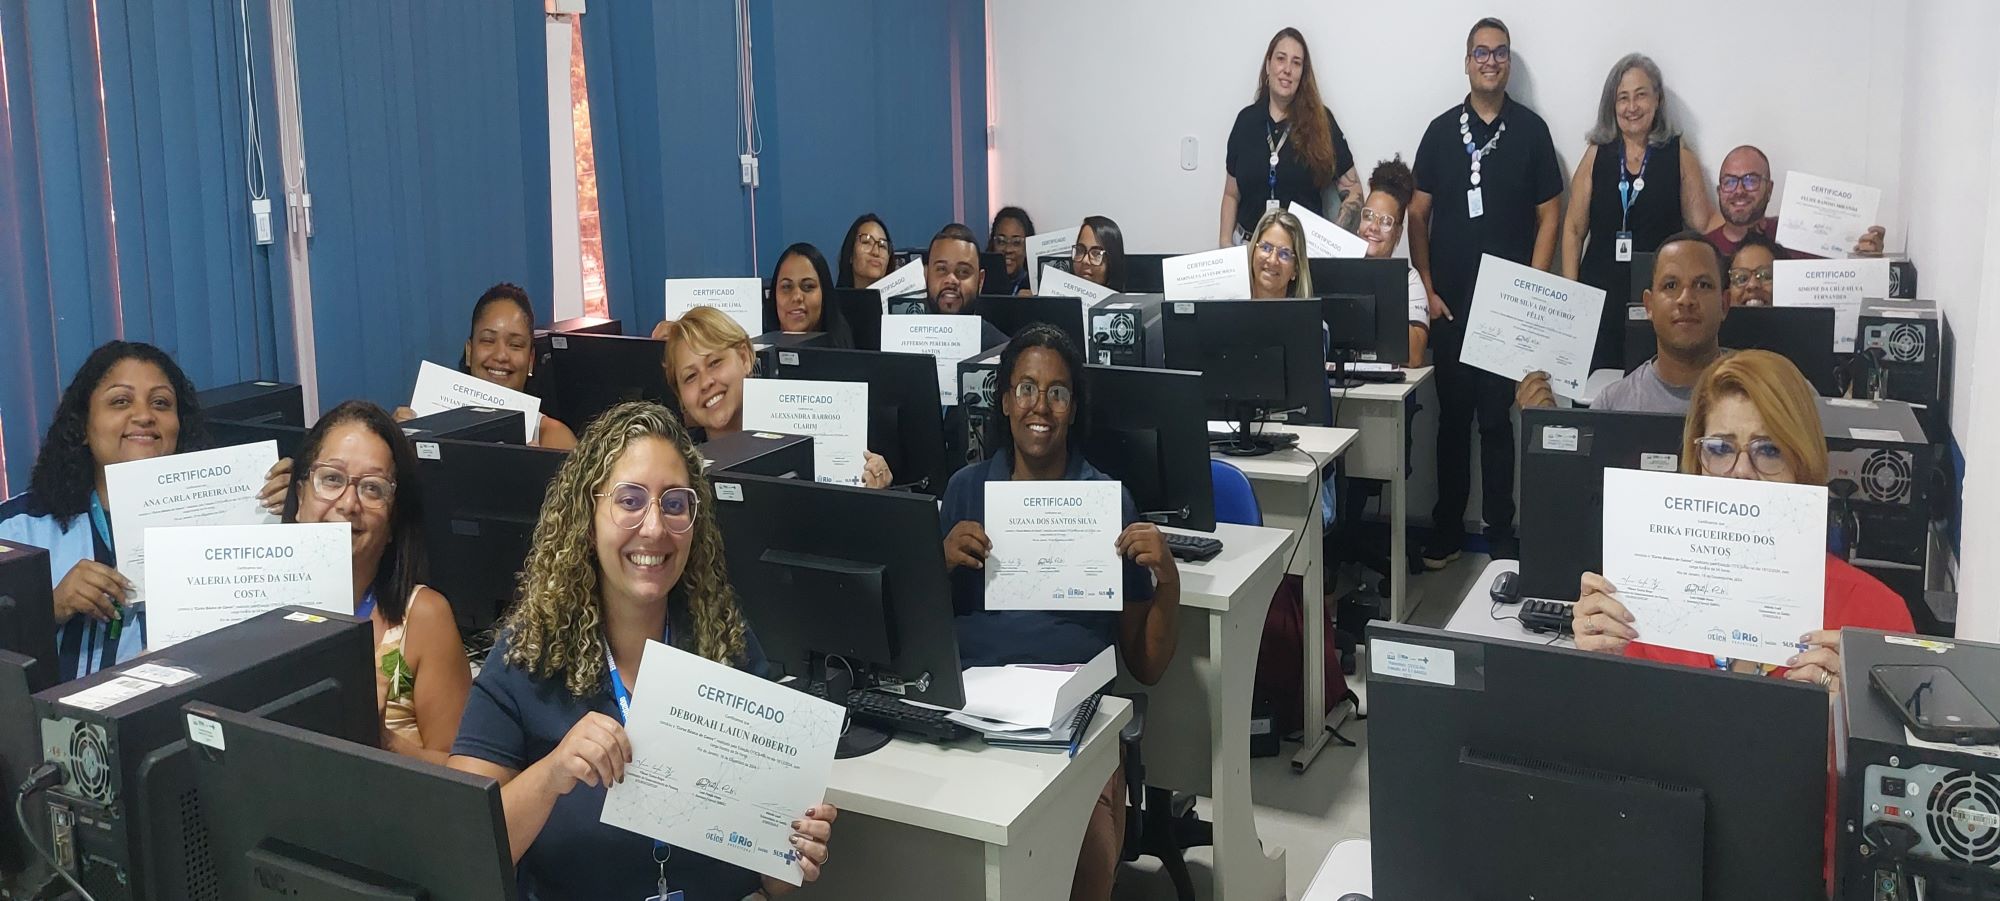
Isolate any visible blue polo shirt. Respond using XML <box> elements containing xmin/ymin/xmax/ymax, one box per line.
<box><xmin>940</xmin><ymin>450</ymin><xmax>1154</xmax><ymax>667</ymax></box>
<box><xmin>451</xmin><ymin>627</ymin><xmax>771</xmax><ymax>901</ymax></box>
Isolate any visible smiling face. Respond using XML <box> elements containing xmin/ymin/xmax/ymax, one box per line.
<box><xmin>773</xmin><ymin>253</ymin><xmax>823</xmax><ymax>333</ymax></box>
<box><xmin>1727</xmin><ymin>244</ymin><xmax>1777</xmax><ymax>307</ymax></box>
<box><xmin>669</xmin><ymin>340</ymin><xmax>753</xmax><ymax>434</ymax></box>
<box><xmin>1465</xmin><ymin>26</ymin><xmax>1511</xmax><ymax>94</ymax></box>
<box><xmin>1358</xmin><ymin>192</ymin><xmax>1406</xmax><ymax>259</ymax></box>
<box><xmin>1265</xmin><ymin>35</ymin><xmax>1305</xmax><ymax>105</ymax></box>
<box><xmin>926</xmin><ymin>237</ymin><xmax>984</xmax><ymax>313</ymax></box>
<box><xmin>851</xmin><ymin>221</ymin><xmax>890</xmax><ymax>285</ymax></box>
<box><xmin>87</xmin><ymin>358</ymin><xmax>181</xmax><ymax>472</ymax></box>
<box><xmin>1003</xmin><ymin>346</ymin><xmax>1074</xmax><ymax>470</ymax></box>
<box><xmin>1614</xmin><ymin>66</ymin><xmax>1658</xmax><ymax>141</ymax></box>
<box><xmin>293</xmin><ymin>421</ymin><xmax>395</xmax><ymax>569</ymax></box>
<box><xmin>1251</xmin><ymin>223</ymin><xmax>1298</xmax><ymax>298</ymax></box>
<box><xmin>1072</xmin><ymin>224</ymin><xmax>1109</xmax><ymax>286</ymax></box>
<box><xmin>1717</xmin><ymin>147</ymin><xmax>1773</xmax><ymax>228</ymax></box>
<box><xmin>991</xmin><ymin>217</ymin><xmax>1028</xmax><ymax>275</ymax></box>
<box><xmin>1643</xmin><ymin>239</ymin><xmax>1727</xmax><ymax>359</ymax></box>
<box><xmin>592</xmin><ymin>436</ymin><xmax>694</xmax><ymax>612</ymax></box>
<box><xmin>465</xmin><ymin>302</ymin><xmax>535</xmax><ymax>392</ymax></box>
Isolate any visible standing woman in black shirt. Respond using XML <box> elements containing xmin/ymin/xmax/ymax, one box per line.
<box><xmin>1217</xmin><ymin>27</ymin><xmax>1359</xmax><ymax>247</ymax></box>
<box><xmin>1559</xmin><ymin>53</ymin><xmax>1715</xmax><ymax>369</ymax></box>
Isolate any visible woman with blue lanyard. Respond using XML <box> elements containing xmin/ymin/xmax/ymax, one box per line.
<box><xmin>448</xmin><ymin>401</ymin><xmax>835</xmax><ymax>901</ymax></box>
<box><xmin>1559</xmin><ymin>52</ymin><xmax>1716</xmax><ymax>371</ymax></box>
<box><xmin>1217</xmin><ymin>27</ymin><xmax>1359</xmax><ymax>247</ymax></box>
<box><xmin>0</xmin><ymin>341</ymin><xmax>208</xmax><ymax>683</ymax></box>
<box><xmin>285</xmin><ymin>400</ymin><xmax>470</xmax><ymax>761</ymax></box>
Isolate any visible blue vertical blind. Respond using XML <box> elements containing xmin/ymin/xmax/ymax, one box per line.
<box><xmin>0</xmin><ymin>0</ymin><xmax>290</xmax><ymax>492</ymax></box>
<box><xmin>289</xmin><ymin>0</ymin><xmax>552</xmax><ymax>412</ymax></box>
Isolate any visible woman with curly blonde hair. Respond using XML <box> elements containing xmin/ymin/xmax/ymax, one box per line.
<box><xmin>448</xmin><ymin>401</ymin><xmax>837</xmax><ymax>900</ymax></box>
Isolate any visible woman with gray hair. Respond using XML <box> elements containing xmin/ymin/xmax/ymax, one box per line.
<box><xmin>1559</xmin><ymin>52</ymin><xmax>1715</xmax><ymax>370</ymax></box>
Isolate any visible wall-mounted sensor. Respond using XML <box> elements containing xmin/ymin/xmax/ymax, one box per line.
<box><xmin>1181</xmin><ymin>137</ymin><xmax>1198</xmax><ymax>171</ymax></box>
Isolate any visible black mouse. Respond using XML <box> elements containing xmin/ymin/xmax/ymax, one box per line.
<box><xmin>1337</xmin><ymin>894</ymin><xmax>1373</xmax><ymax>901</ymax></box>
<box><xmin>1489</xmin><ymin>569</ymin><xmax>1521</xmax><ymax>605</ymax></box>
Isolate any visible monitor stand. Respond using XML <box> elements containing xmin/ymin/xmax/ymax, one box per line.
<box><xmin>814</xmin><ymin>660</ymin><xmax>895</xmax><ymax>759</ymax></box>
<box><xmin>1327</xmin><ymin>352</ymin><xmax>1365</xmax><ymax>390</ymax></box>
<box><xmin>1215</xmin><ymin>408</ymin><xmax>1280</xmax><ymax>457</ymax></box>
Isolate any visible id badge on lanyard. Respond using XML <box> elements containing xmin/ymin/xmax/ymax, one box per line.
<box><xmin>609</xmin><ymin>638</ymin><xmax>682</xmax><ymax>901</ymax></box>
<box><xmin>1266</xmin><ymin>122</ymin><xmax>1290</xmax><ymax>213</ymax></box>
<box><xmin>1615</xmin><ymin>147</ymin><xmax>1651</xmax><ymax>262</ymax></box>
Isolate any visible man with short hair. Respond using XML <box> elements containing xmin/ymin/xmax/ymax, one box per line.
<box><xmin>1518</xmin><ymin>230</ymin><xmax>1728</xmax><ymax>415</ymax></box>
<box><xmin>923</xmin><ymin>223</ymin><xmax>1007</xmax><ymax>347</ymax></box>
<box><xmin>1706</xmin><ymin>145</ymin><xmax>1885</xmax><ymax>259</ymax></box>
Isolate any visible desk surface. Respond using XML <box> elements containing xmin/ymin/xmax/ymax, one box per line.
<box><xmin>1329</xmin><ymin>365</ymin><xmax>1433</xmax><ymax>401</ymax></box>
<box><xmin>1163</xmin><ymin>522</ymin><xmax>1290</xmax><ymax>612</ymax></box>
<box><xmin>1300</xmin><ymin>838</ymin><xmax>1372</xmax><ymax>900</ymax></box>
<box><xmin>1208</xmin><ymin>423</ymin><xmax>1357</xmax><ymax>483</ymax></box>
<box><xmin>1443</xmin><ymin>558</ymin><xmax>1575</xmax><ymax>648</ymax></box>
<box><xmin>824</xmin><ymin>696</ymin><xmax>1131</xmax><ymax>847</ymax></box>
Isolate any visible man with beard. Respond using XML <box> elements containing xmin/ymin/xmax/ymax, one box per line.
<box><xmin>922</xmin><ymin>223</ymin><xmax>1009</xmax><ymax>348</ymax></box>
<box><xmin>1705</xmin><ymin>145</ymin><xmax>1885</xmax><ymax>259</ymax></box>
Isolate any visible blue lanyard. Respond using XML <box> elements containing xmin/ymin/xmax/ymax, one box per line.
<box><xmin>88</xmin><ymin>492</ymin><xmax>114</xmax><ymax>556</ymax></box>
<box><xmin>1266</xmin><ymin>120</ymin><xmax>1290</xmax><ymax>197</ymax></box>
<box><xmin>355</xmin><ymin>589</ymin><xmax>377</xmax><ymax>621</ymax></box>
<box><xmin>604</xmin><ymin>629</ymin><xmax>676</xmax><ymax>889</ymax></box>
<box><xmin>1617</xmin><ymin>144</ymin><xmax>1653</xmax><ymax>232</ymax></box>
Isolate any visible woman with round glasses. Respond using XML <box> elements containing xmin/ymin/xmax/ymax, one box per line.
<box><xmin>448</xmin><ymin>402</ymin><xmax>836</xmax><ymax>900</ymax></box>
<box><xmin>285</xmin><ymin>400</ymin><xmax>471</xmax><ymax>760</ymax></box>
<box><xmin>1066</xmin><ymin>215</ymin><xmax>1127</xmax><ymax>293</ymax></box>
<box><xmin>939</xmin><ymin>325</ymin><xmax>1177</xmax><ymax>901</ymax></box>
<box><xmin>1571</xmin><ymin>350</ymin><xmax>1912</xmax><ymax>682</ymax></box>
<box><xmin>1356</xmin><ymin>156</ymin><xmax>1435</xmax><ymax>367</ymax></box>
<box><xmin>988</xmin><ymin>206</ymin><xmax>1036</xmax><ymax>296</ymax></box>
<box><xmin>836</xmin><ymin>213</ymin><xmax>895</xmax><ymax>290</ymax></box>
<box><xmin>1725</xmin><ymin>232</ymin><xmax>1778</xmax><ymax>307</ymax></box>
<box><xmin>1246</xmin><ymin>208</ymin><xmax>1312</xmax><ymax>299</ymax></box>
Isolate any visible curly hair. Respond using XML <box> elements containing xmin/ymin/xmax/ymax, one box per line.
<box><xmin>1368</xmin><ymin>156</ymin><xmax>1416</xmax><ymax>213</ymax></box>
<box><xmin>501</xmin><ymin>401</ymin><xmax>748</xmax><ymax>697</ymax></box>
<box><xmin>27</xmin><ymin>341</ymin><xmax>208</xmax><ymax>523</ymax></box>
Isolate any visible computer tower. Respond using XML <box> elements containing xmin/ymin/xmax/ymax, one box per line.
<box><xmin>206</xmin><ymin>419</ymin><xmax>310</xmax><ymax>461</ymax></box>
<box><xmin>1854</xmin><ymin>299</ymin><xmax>1951</xmax><ymax>444</ymax></box>
<box><xmin>1889</xmin><ymin>258</ymin><xmax>1919</xmax><ymax>299</ymax></box>
<box><xmin>1836</xmin><ymin>628</ymin><xmax>2000</xmax><ymax>899</ymax></box>
<box><xmin>1088</xmin><ymin>293</ymin><xmax>1169</xmax><ymax>368</ymax></box>
<box><xmin>399</xmin><ymin>406</ymin><xmax>526</xmax><ymax>445</ymax></box>
<box><xmin>1820</xmin><ymin>398</ymin><xmax>1933</xmax><ymax>570</ymax></box>
<box><xmin>193</xmin><ymin>381</ymin><xmax>303</xmax><ymax>427</ymax></box>
<box><xmin>696</xmin><ymin>431</ymin><xmax>814</xmax><ymax>482</ymax></box>
<box><xmin>30</xmin><ymin>608</ymin><xmax>373</xmax><ymax>901</ymax></box>
<box><xmin>954</xmin><ymin>349</ymin><xmax>1004</xmax><ymax>468</ymax></box>
<box><xmin>753</xmin><ymin>330</ymin><xmax>831</xmax><ymax>376</ymax></box>
<box><xmin>0</xmin><ymin>543</ymin><xmax>56</xmax><ymax>693</ymax></box>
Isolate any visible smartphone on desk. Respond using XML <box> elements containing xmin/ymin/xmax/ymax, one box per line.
<box><xmin>1869</xmin><ymin>663</ymin><xmax>2000</xmax><ymax>745</ymax></box>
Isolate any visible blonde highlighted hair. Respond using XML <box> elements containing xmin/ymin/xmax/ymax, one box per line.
<box><xmin>501</xmin><ymin>401</ymin><xmax>748</xmax><ymax>698</ymax></box>
<box><xmin>659</xmin><ymin>305</ymin><xmax>753</xmax><ymax>369</ymax></box>
<box><xmin>1249</xmin><ymin>209</ymin><xmax>1313</xmax><ymax>298</ymax></box>
<box><xmin>1681</xmin><ymin>350</ymin><xmax>1829</xmax><ymax>487</ymax></box>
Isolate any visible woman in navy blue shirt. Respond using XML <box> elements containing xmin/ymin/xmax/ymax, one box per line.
<box><xmin>448</xmin><ymin>402</ymin><xmax>835</xmax><ymax>901</ymax></box>
<box><xmin>938</xmin><ymin>325</ymin><xmax>1180</xmax><ymax>901</ymax></box>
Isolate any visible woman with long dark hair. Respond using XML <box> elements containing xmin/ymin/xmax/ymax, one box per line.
<box><xmin>1068</xmin><ymin>215</ymin><xmax>1127</xmax><ymax>293</ymax></box>
<box><xmin>836</xmin><ymin>213</ymin><xmax>894</xmax><ymax>289</ymax></box>
<box><xmin>1217</xmin><ymin>27</ymin><xmax>1359</xmax><ymax>246</ymax></box>
<box><xmin>764</xmin><ymin>242</ymin><xmax>853</xmax><ymax>346</ymax></box>
<box><xmin>987</xmin><ymin>206</ymin><xmax>1036</xmax><ymax>295</ymax></box>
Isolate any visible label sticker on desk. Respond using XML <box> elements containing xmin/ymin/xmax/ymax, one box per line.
<box><xmin>125</xmin><ymin>663</ymin><xmax>197</xmax><ymax>686</ymax></box>
<box><xmin>284</xmin><ymin>612</ymin><xmax>328</xmax><ymax>624</ymax></box>
<box><xmin>1886</xmin><ymin>635</ymin><xmax>1952</xmax><ymax>654</ymax></box>
<box><xmin>59</xmin><ymin>675</ymin><xmax>166</xmax><ymax>711</ymax></box>
<box><xmin>1639</xmin><ymin>453</ymin><xmax>1678</xmax><ymax>472</ymax></box>
<box><xmin>1540</xmin><ymin>426</ymin><xmax>1579</xmax><ymax>453</ymax></box>
<box><xmin>715</xmin><ymin>482</ymin><xmax>743</xmax><ymax>502</ymax></box>
<box><xmin>415</xmin><ymin>441</ymin><xmax>440</xmax><ymax>460</ymax></box>
<box><xmin>1373</xmin><ymin>640</ymin><xmax>1458</xmax><ymax>687</ymax></box>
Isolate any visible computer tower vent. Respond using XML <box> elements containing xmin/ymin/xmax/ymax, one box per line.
<box><xmin>1925</xmin><ymin>770</ymin><xmax>2000</xmax><ymax>866</ymax></box>
<box><xmin>180</xmin><ymin>786</ymin><xmax>220</xmax><ymax>901</ymax></box>
<box><xmin>1883</xmin><ymin>322</ymin><xmax>1927</xmax><ymax>363</ymax></box>
<box><xmin>67</xmin><ymin>723</ymin><xmax>113</xmax><ymax>803</ymax></box>
<box><xmin>1861</xmin><ymin>449</ymin><xmax>1914</xmax><ymax>505</ymax></box>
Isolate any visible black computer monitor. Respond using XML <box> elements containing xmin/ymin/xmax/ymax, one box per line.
<box><xmin>29</xmin><ymin>608</ymin><xmax>375</xmax><ymax>900</ymax></box>
<box><xmin>1310</xmin><ymin>257</ymin><xmax>1411</xmax><ymax>363</ymax></box>
<box><xmin>979</xmin><ymin>251</ymin><xmax>1008</xmax><ymax>291</ymax></box>
<box><xmin>1083</xmin><ymin>364</ymin><xmax>1215</xmax><ymax>532</ymax></box>
<box><xmin>829</xmin><ymin>288</ymin><xmax>884</xmax><ymax>351</ymax></box>
<box><xmin>1124</xmin><ymin>253</ymin><xmax>1173</xmax><ymax>295</ymax></box>
<box><xmin>1320</xmin><ymin>292</ymin><xmax>1379</xmax><ymax>389</ymax></box>
<box><xmin>1517</xmin><ymin>407</ymin><xmax>1688</xmax><ymax>602</ymax></box>
<box><xmin>400</xmin><ymin>407</ymin><xmax>525</xmax><ymax>446</ymax></box>
<box><xmin>1367</xmin><ymin>622</ymin><xmax>1828</xmax><ymax>900</ymax></box>
<box><xmin>0</xmin><ymin>543</ymin><xmax>57</xmax><ymax>692</ymax></box>
<box><xmin>968</xmin><ymin>295</ymin><xmax>1088</xmax><ymax>355</ymax></box>
<box><xmin>709</xmin><ymin>473</ymin><xmax>964</xmax><ymax>757</ymax></box>
<box><xmin>1</xmin><ymin>651</ymin><xmax>45</xmax><ymax>895</ymax></box>
<box><xmin>1159</xmin><ymin>298</ymin><xmax>1334</xmax><ymax>455</ymax></box>
<box><xmin>546</xmin><ymin>333</ymin><xmax>672</xmax><ymax>431</ymax></box>
<box><xmin>208</xmin><ymin>419</ymin><xmax>311</xmax><ymax>461</ymax></box>
<box><xmin>415</xmin><ymin>438</ymin><xmax>567</xmax><ymax>641</ymax></box>
<box><xmin>1623</xmin><ymin>306</ymin><xmax>1840</xmax><ymax>396</ymax></box>
<box><xmin>769</xmin><ymin>347</ymin><xmax>951</xmax><ymax>494</ymax></box>
<box><xmin>196</xmin><ymin>381</ymin><xmax>304</xmax><ymax>427</ymax></box>
<box><xmin>186</xmin><ymin>705</ymin><xmax>517</xmax><ymax>901</ymax></box>
<box><xmin>545</xmin><ymin>316</ymin><xmax>621</xmax><ymax>336</ymax></box>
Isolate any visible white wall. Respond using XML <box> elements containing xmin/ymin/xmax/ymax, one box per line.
<box><xmin>989</xmin><ymin>0</ymin><xmax>1907</xmax><ymax>254</ymax></box>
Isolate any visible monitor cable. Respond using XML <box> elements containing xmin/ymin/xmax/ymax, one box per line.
<box><xmin>14</xmin><ymin>763</ymin><xmax>98</xmax><ymax>901</ymax></box>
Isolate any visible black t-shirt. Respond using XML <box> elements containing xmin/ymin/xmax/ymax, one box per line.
<box><xmin>1225</xmin><ymin>103</ymin><xmax>1356</xmax><ymax>235</ymax></box>
<box><xmin>1412</xmin><ymin>95</ymin><xmax>1565</xmax><ymax>316</ymax></box>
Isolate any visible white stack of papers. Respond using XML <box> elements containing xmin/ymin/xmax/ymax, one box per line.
<box><xmin>941</xmin><ymin>646</ymin><xmax>1115</xmax><ymax>734</ymax></box>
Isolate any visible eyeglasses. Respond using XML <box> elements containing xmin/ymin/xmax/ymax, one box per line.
<box><xmin>991</xmin><ymin>235</ymin><xmax>1025</xmax><ymax>249</ymax></box>
<box><xmin>1719</xmin><ymin>173</ymin><xmax>1765</xmax><ymax>193</ymax></box>
<box><xmin>1256</xmin><ymin>241</ymin><xmax>1298</xmax><ymax>265</ymax></box>
<box><xmin>1727</xmin><ymin>267</ymin><xmax>1775</xmax><ymax>288</ymax></box>
<box><xmin>1470</xmin><ymin>45</ymin><xmax>1511</xmax><ymax>64</ymax></box>
<box><xmin>1360</xmin><ymin>208</ymin><xmax>1400</xmax><ymax>230</ymax></box>
<box><xmin>1071</xmin><ymin>244</ymin><xmax>1107</xmax><ymax>265</ymax></box>
<box><xmin>308</xmin><ymin>465</ymin><xmax>396</xmax><ymax>509</ymax></box>
<box><xmin>595</xmin><ymin>483</ymin><xmax>699</xmax><ymax>533</ymax></box>
<box><xmin>855</xmin><ymin>234</ymin><xmax>890</xmax><ymax>251</ymax></box>
<box><xmin>1695</xmin><ymin>437</ymin><xmax>1788</xmax><ymax>477</ymax></box>
<box><xmin>1009</xmin><ymin>380</ymin><xmax>1073</xmax><ymax>411</ymax></box>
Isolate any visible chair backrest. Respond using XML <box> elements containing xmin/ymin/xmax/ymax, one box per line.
<box><xmin>1209</xmin><ymin>459</ymin><xmax>1262</xmax><ymax>527</ymax></box>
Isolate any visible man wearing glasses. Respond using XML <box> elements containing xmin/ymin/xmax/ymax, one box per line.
<box><xmin>1409</xmin><ymin>16</ymin><xmax>1564</xmax><ymax>567</ymax></box>
<box><xmin>1706</xmin><ymin>145</ymin><xmax>1887</xmax><ymax>259</ymax></box>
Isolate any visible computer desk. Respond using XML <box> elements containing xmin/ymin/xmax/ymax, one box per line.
<box><xmin>813</xmin><ymin>696</ymin><xmax>1132</xmax><ymax>900</ymax></box>
<box><xmin>1442</xmin><ymin>558</ymin><xmax>1575</xmax><ymax>649</ymax></box>
<box><xmin>1132</xmin><ymin>521</ymin><xmax>1294</xmax><ymax>901</ymax></box>
<box><xmin>1329</xmin><ymin>366</ymin><xmax>1434</xmax><ymax>625</ymax></box>
<box><xmin>1300</xmin><ymin>838</ymin><xmax>1372</xmax><ymax>900</ymax></box>
<box><xmin>1209</xmin><ymin>423</ymin><xmax>1358</xmax><ymax>774</ymax></box>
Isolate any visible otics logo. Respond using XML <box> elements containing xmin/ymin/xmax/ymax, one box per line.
<box><xmin>704</xmin><ymin>828</ymin><xmax>726</xmax><ymax>845</ymax></box>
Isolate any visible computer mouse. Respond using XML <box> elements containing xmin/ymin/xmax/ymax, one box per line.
<box><xmin>1337</xmin><ymin>894</ymin><xmax>1373</xmax><ymax>901</ymax></box>
<box><xmin>1489</xmin><ymin>569</ymin><xmax>1521</xmax><ymax>606</ymax></box>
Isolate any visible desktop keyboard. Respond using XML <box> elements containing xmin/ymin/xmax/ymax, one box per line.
<box><xmin>804</xmin><ymin>682</ymin><xmax>971</xmax><ymax>743</ymax></box>
<box><xmin>1519</xmin><ymin>599</ymin><xmax>1574</xmax><ymax>636</ymax></box>
<box><xmin>1339</xmin><ymin>369</ymin><xmax>1407</xmax><ymax>384</ymax></box>
<box><xmin>1164</xmin><ymin>532</ymin><xmax>1224</xmax><ymax>562</ymax></box>
<box><xmin>1208</xmin><ymin>429</ymin><xmax>1299</xmax><ymax>449</ymax></box>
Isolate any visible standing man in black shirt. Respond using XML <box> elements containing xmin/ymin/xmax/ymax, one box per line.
<box><xmin>1409</xmin><ymin>16</ymin><xmax>1564</xmax><ymax>567</ymax></box>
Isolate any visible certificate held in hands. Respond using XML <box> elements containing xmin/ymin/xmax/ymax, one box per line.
<box><xmin>142</xmin><ymin>522</ymin><xmax>353</xmax><ymax>649</ymax></box>
<box><xmin>600</xmin><ymin>639</ymin><xmax>843</xmax><ymax>886</ymax></box>
<box><xmin>409</xmin><ymin>361</ymin><xmax>542</xmax><ymax>444</ymax></box>
<box><xmin>741</xmin><ymin>379</ymin><xmax>868</xmax><ymax>486</ymax></box>
<box><xmin>983</xmin><ymin>481</ymin><xmax>1124</xmax><ymax>611</ymax></box>
<box><xmin>1161</xmin><ymin>247</ymin><xmax>1252</xmax><ymax>301</ymax></box>
<box><xmin>665</xmin><ymin>278</ymin><xmax>765</xmax><ymax>339</ymax></box>
<box><xmin>1459</xmin><ymin>254</ymin><xmax>1606</xmax><ymax>398</ymax></box>
<box><xmin>1775</xmin><ymin>171</ymin><xmax>1882</xmax><ymax>260</ymax></box>
<box><xmin>1600</xmin><ymin>468</ymin><xmax>1827</xmax><ymax>665</ymax></box>
<box><xmin>105</xmin><ymin>440</ymin><xmax>281</xmax><ymax>605</ymax></box>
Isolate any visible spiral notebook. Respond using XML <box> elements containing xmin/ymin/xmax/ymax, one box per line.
<box><xmin>975</xmin><ymin>693</ymin><xmax>1104</xmax><ymax>753</ymax></box>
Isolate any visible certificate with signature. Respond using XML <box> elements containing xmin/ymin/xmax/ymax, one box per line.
<box><xmin>1459</xmin><ymin>254</ymin><xmax>1606</xmax><ymax>397</ymax></box>
<box><xmin>1600</xmin><ymin>468</ymin><xmax>1827</xmax><ymax>665</ymax></box>
<box><xmin>104</xmin><ymin>440</ymin><xmax>280</xmax><ymax>606</ymax></box>
<box><xmin>1775</xmin><ymin>171</ymin><xmax>1881</xmax><ymax>260</ymax></box>
<box><xmin>601</xmin><ymin>640</ymin><xmax>844</xmax><ymax>886</ymax></box>
<box><xmin>983</xmin><ymin>480</ymin><xmax>1124</xmax><ymax>611</ymax></box>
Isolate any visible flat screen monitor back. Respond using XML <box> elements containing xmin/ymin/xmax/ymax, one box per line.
<box><xmin>417</xmin><ymin>439</ymin><xmax>568</xmax><ymax>640</ymax></box>
<box><xmin>1517</xmin><ymin>407</ymin><xmax>1688</xmax><ymax>602</ymax></box>
<box><xmin>547</xmin><ymin>333</ymin><xmax>673</xmax><ymax>431</ymax></box>
<box><xmin>1623</xmin><ymin>306</ymin><xmax>1840</xmax><ymax>396</ymax></box>
<box><xmin>1310</xmin><ymin>257</ymin><xmax>1413</xmax><ymax>363</ymax></box>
